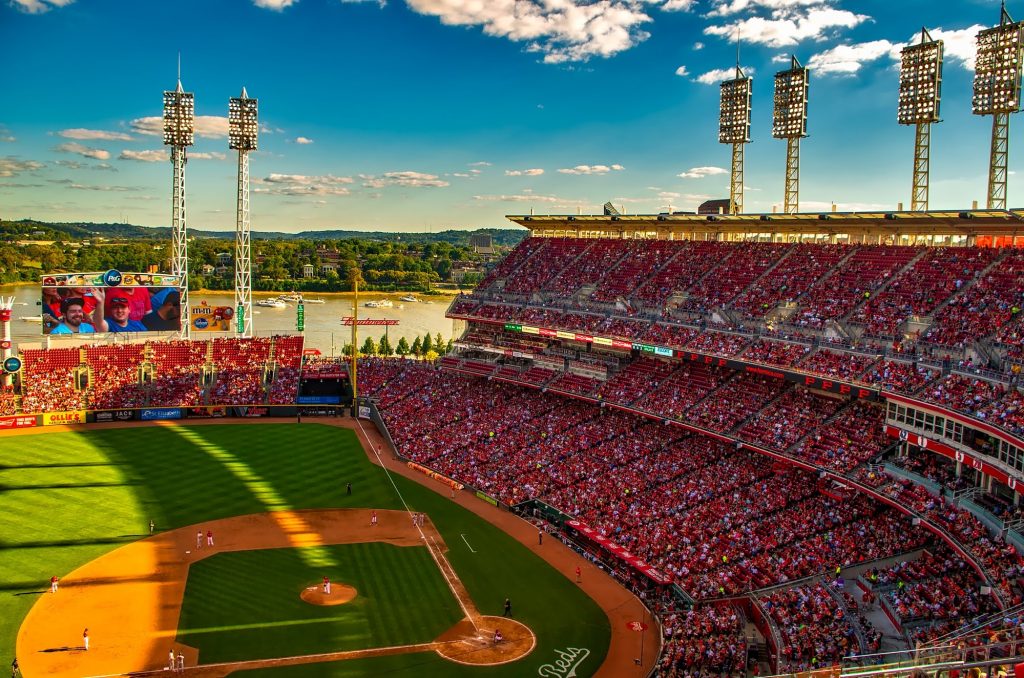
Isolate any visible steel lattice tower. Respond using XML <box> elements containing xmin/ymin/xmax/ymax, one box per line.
<box><xmin>974</xmin><ymin>3</ymin><xmax>1024</xmax><ymax>210</ymax></box>
<box><xmin>898</xmin><ymin>29</ymin><xmax>943</xmax><ymax>212</ymax></box>
<box><xmin>719</xmin><ymin>67</ymin><xmax>752</xmax><ymax>215</ymax></box>
<box><xmin>229</xmin><ymin>88</ymin><xmax>258</xmax><ymax>338</ymax></box>
<box><xmin>163</xmin><ymin>79</ymin><xmax>194</xmax><ymax>337</ymax></box>
<box><xmin>773</xmin><ymin>57</ymin><xmax>808</xmax><ymax>214</ymax></box>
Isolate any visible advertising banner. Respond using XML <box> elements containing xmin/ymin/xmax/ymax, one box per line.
<box><xmin>140</xmin><ymin>408</ymin><xmax>182</xmax><ymax>421</ymax></box>
<box><xmin>0</xmin><ymin>415</ymin><xmax>37</xmax><ymax>430</ymax></box>
<box><xmin>190</xmin><ymin>301</ymin><xmax>234</xmax><ymax>332</ymax></box>
<box><xmin>357</xmin><ymin>405</ymin><xmax>371</xmax><ymax>419</ymax></box>
<box><xmin>188</xmin><ymin>406</ymin><xmax>227</xmax><ymax>418</ymax></box>
<box><xmin>95</xmin><ymin>410</ymin><xmax>135</xmax><ymax>423</ymax></box>
<box><xmin>43</xmin><ymin>410</ymin><xmax>86</xmax><ymax>426</ymax></box>
<box><xmin>297</xmin><ymin>395</ymin><xmax>341</xmax><ymax>404</ymax></box>
<box><xmin>41</xmin><ymin>269</ymin><xmax>182</xmax><ymax>336</ymax></box>
<box><xmin>233</xmin><ymin>406</ymin><xmax>269</xmax><ymax>418</ymax></box>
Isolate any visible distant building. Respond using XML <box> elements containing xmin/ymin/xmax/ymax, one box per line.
<box><xmin>216</xmin><ymin>252</ymin><xmax>232</xmax><ymax>265</ymax></box>
<box><xmin>321</xmin><ymin>262</ymin><xmax>339</xmax><ymax>275</ymax></box>
<box><xmin>302</xmin><ymin>264</ymin><xmax>315</xmax><ymax>279</ymax></box>
<box><xmin>200</xmin><ymin>264</ymin><xmax>215</xmax><ymax>275</ymax></box>
<box><xmin>469</xmin><ymin>234</ymin><xmax>494</xmax><ymax>256</ymax></box>
<box><xmin>698</xmin><ymin>199</ymin><xmax>730</xmax><ymax>215</ymax></box>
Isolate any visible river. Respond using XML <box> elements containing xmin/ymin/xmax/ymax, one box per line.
<box><xmin>2</xmin><ymin>286</ymin><xmax>465</xmax><ymax>356</ymax></box>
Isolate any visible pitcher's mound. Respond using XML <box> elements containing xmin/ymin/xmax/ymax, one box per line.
<box><xmin>300</xmin><ymin>584</ymin><xmax>357</xmax><ymax>606</ymax></box>
<box><xmin>434</xmin><ymin>616</ymin><xmax>535</xmax><ymax>665</ymax></box>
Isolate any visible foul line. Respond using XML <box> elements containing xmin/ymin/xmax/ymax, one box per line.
<box><xmin>460</xmin><ymin>534</ymin><xmax>477</xmax><ymax>553</ymax></box>
<box><xmin>354</xmin><ymin>418</ymin><xmax>480</xmax><ymax>633</ymax></box>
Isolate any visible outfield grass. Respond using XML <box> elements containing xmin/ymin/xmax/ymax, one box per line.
<box><xmin>0</xmin><ymin>423</ymin><xmax>610</xmax><ymax>677</ymax></box>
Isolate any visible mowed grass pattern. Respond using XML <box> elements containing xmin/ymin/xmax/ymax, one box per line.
<box><xmin>1</xmin><ymin>424</ymin><xmax>610</xmax><ymax>677</ymax></box>
<box><xmin>178</xmin><ymin>544</ymin><xmax>462</xmax><ymax>662</ymax></box>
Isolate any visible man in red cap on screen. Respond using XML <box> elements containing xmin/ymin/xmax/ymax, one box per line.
<box><xmin>104</xmin><ymin>295</ymin><xmax>147</xmax><ymax>333</ymax></box>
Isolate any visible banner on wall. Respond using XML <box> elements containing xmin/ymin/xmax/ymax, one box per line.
<box><xmin>43</xmin><ymin>410</ymin><xmax>86</xmax><ymax>426</ymax></box>
<box><xmin>358</xmin><ymin>406</ymin><xmax>371</xmax><ymax>419</ymax></box>
<box><xmin>140</xmin><ymin>408</ymin><xmax>182</xmax><ymax>421</ymax></box>
<box><xmin>0</xmin><ymin>415</ymin><xmax>37</xmax><ymax>429</ymax></box>
<box><xmin>95</xmin><ymin>410</ymin><xmax>134</xmax><ymax>423</ymax></box>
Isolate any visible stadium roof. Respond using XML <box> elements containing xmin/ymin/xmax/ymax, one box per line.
<box><xmin>507</xmin><ymin>209</ymin><xmax>1024</xmax><ymax>239</ymax></box>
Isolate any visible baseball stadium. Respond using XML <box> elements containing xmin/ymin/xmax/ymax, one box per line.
<box><xmin>12</xmin><ymin>9</ymin><xmax>1024</xmax><ymax>678</ymax></box>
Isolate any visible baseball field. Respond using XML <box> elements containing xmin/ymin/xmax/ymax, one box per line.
<box><xmin>1</xmin><ymin>422</ymin><xmax>613</xmax><ymax>677</ymax></box>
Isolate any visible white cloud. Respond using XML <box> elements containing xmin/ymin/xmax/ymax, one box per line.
<box><xmin>11</xmin><ymin>0</ymin><xmax>74</xmax><ymax>13</ymax></box>
<box><xmin>704</xmin><ymin>6</ymin><xmax>868</xmax><ymax>47</ymax></box>
<box><xmin>557</xmin><ymin>164</ymin><xmax>624</xmax><ymax>175</ymax></box>
<box><xmin>255</xmin><ymin>173</ymin><xmax>354</xmax><ymax>197</ymax></box>
<box><xmin>473</xmin><ymin>193</ymin><xmax>563</xmax><ymax>203</ymax></box>
<box><xmin>807</xmin><ymin>39</ymin><xmax>897</xmax><ymax>75</ymax></box>
<box><xmin>119</xmin><ymin>149</ymin><xmax>169</xmax><ymax>163</ymax></box>
<box><xmin>405</xmin><ymin>0</ymin><xmax>654</xmax><ymax>63</ymax></box>
<box><xmin>469</xmin><ymin>161</ymin><xmax>492</xmax><ymax>167</ymax></box>
<box><xmin>59</xmin><ymin>128</ymin><xmax>133</xmax><ymax>141</ymax></box>
<box><xmin>505</xmin><ymin>168</ymin><xmax>545</xmax><ymax>176</ymax></box>
<box><xmin>693</xmin><ymin>41</ymin><xmax>704</xmax><ymax>50</ymax></box>
<box><xmin>67</xmin><ymin>183</ymin><xmax>139</xmax><ymax>192</ymax></box>
<box><xmin>452</xmin><ymin>172</ymin><xmax>471</xmax><ymax>178</ymax></box>
<box><xmin>294</xmin><ymin>136</ymin><xmax>314</xmax><ymax>144</ymax></box>
<box><xmin>706</xmin><ymin>0</ymin><xmax>825</xmax><ymax>18</ymax></box>
<box><xmin>675</xmin><ymin>65</ymin><xmax>689</xmax><ymax>76</ymax></box>
<box><xmin>383</xmin><ymin>171</ymin><xmax>449</xmax><ymax>187</ymax></box>
<box><xmin>191</xmin><ymin>152</ymin><xmax>227</xmax><ymax>160</ymax></box>
<box><xmin>55</xmin><ymin>142</ymin><xmax>110</xmax><ymax>160</ymax></box>
<box><xmin>678</xmin><ymin>166</ymin><xmax>728</xmax><ymax>179</ymax></box>
<box><xmin>55</xmin><ymin>159</ymin><xmax>117</xmax><ymax>172</ymax></box>
<box><xmin>659</xmin><ymin>0</ymin><xmax>695</xmax><ymax>10</ymax></box>
<box><xmin>0</xmin><ymin>157</ymin><xmax>45</xmax><ymax>178</ymax></box>
<box><xmin>129</xmin><ymin>115</ymin><xmax>229</xmax><ymax>139</ymax></box>
<box><xmin>694</xmin><ymin>66</ymin><xmax>755</xmax><ymax>84</ymax></box>
<box><xmin>252</xmin><ymin>0</ymin><xmax>298</xmax><ymax>9</ymax></box>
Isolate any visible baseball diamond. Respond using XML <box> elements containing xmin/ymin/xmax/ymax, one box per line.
<box><xmin>2</xmin><ymin>421</ymin><xmax>642</xmax><ymax>678</ymax></box>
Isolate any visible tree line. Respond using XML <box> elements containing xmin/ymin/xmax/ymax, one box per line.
<box><xmin>339</xmin><ymin>332</ymin><xmax>453</xmax><ymax>361</ymax></box>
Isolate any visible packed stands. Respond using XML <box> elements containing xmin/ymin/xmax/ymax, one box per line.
<box><xmin>149</xmin><ymin>340</ymin><xmax>206</xmax><ymax>407</ymax></box>
<box><xmin>20</xmin><ymin>347</ymin><xmax>86</xmax><ymax>414</ymax></box>
<box><xmin>761</xmin><ymin>584</ymin><xmax>862</xmax><ymax>672</ymax></box>
<box><xmin>850</xmin><ymin>247</ymin><xmax>997</xmax><ymax>338</ymax></box>
<box><xmin>86</xmin><ymin>344</ymin><xmax>146</xmax><ymax>409</ymax></box>
<box><xmin>209</xmin><ymin>338</ymin><xmax>271</xmax><ymax>405</ymax></box>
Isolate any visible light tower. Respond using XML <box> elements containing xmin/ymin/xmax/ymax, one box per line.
<box><xmin>772</xmin><ymin>56</ymin><xmax>809</xmax><ymax>214</ymax></box>
<box><xmin>229</xmin><ymin>88</ymin><xmax>258</xmax><ymax>338</ymax></box>
<box><xmin>898</xmin><ymin>29</ymin><xmax>943</xmax><ymax>211</ymax></box>
<box><xmin>163</xmin><ymin>76</ymin><xmax>194</xmax><ymax>337</ymax></box>
<box><xmin>974</xmin><ymin>3</ymin><xmax>1024</xmax><ymax>209</ymax></box>
<box><xmin>719</xmin><ymin>67</ymin><xmax>752</xmax><ymax>215</ymax></box>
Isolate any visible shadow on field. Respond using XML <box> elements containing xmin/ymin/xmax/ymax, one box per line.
<box><xmin>1</xmin><ymin>481</ymin><xmax>140</xmax><ymax>492</ymax></box>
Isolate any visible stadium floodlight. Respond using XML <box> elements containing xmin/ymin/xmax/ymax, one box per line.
<box><xmin>773</xmin><ymin>56</ymin><xmax>809</xmax><ymax>214</ymax></box>
<box><xmin>163</xmin><ymin>76</ymin><xmax>194</xmax><ymax>337</ymax></box>
<box><xmin>719</xmin><ymin>68</ymin><xmax>752</xmax><ymax>215</ymax></box>
<box><xmin>899</xmin><ymin>28</ymin><xmax>943</xmax><ymax>211</ymax></box>
<box><xmin>973</xmin><ymin>3</ymin><xmax>1024</xmax><ymax>209</ymax></box>
<box><xmin>229</xmin><ymin>88</ymin><xmax>258</xmax><ymax>338</ymax></box>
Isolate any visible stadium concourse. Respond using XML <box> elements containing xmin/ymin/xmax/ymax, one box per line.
<box><xmin>10</xmin><ymin>217</ymin><xmax>1024</xmax><ymax>675</ymax></box>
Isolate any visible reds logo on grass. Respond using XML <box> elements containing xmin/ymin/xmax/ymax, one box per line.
<box><xmin>537</xmin><ymin>647</ymin><xmax>590</xmax><ymax>677</ymax></box>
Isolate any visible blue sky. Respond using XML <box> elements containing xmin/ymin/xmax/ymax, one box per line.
<box><xmin>0</xmin><ymin>0</ymin><xmax>1012</xmax><ymax>232</ymax></box>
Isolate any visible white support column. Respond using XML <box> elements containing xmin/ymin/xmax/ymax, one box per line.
<box><xmin>171</xmin><ymin>146</ymin><xmax>191</xmax><ymax>338</ymax></box>
<box><xmin>234</xmin><ymin>150</ymin><xmax>253</xmax><ymax>337</ymax></box>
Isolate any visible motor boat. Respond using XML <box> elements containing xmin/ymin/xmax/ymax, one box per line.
<box><xmin>302</xmin><ymin>297</ymin><xmax>326</xmax><ymax>304</ymax></box>
<box><xmin>364</xmin><ymin>299</ymin><xmax>393</xmax><ymax>308</ymax></box>
<box><xmin>256</xmin><ymin>299</ymin><xmax>287</xmax><ymax>308</ymax></box>
<box><xmin>399</xmin><ymin>295</ymin><xmax>419</xmax><ymax>303</ymax></box>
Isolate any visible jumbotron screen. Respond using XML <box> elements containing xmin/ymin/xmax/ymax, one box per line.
<box><xmin>40</xmin><ymin>270</ymin><xmax>183</xmax><ymax>335</ymax></box>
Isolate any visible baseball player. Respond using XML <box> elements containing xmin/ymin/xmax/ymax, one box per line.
<box><xmin>207</xmin><ymin>530</ymin><xmax>214</xmax><ymax>547</ymax></box>
<box><xmin>149</xmin><ymin>519</ymin><xmax>155</xmax><ymax>534</ymax></box>
<box><xmin>323</xmin><ymin>576</ymin><xmax>330</xmax><ymax>594</ymax></box>
<box><xmin>197</xmin><ymin>530</ymin><xmax>203</xmax><ymax>549</ymax></box>
<box><xmin>83</xmin><ymin>628</ymin><xmax>89</xmax><ymax>651</ymax></box>
<box><xmin>50</xmin><ymin>575</ymin><xmax>59</xmax><ymax>593</ymax></box>
<box><xmin>371</xmin><ymin>511</ymin><xmax>377</xmax><ymax>527</ymax></box>
<box><xmin>177</xmin><ymin>651</ymin><xmax>184</xmax><ymax>671</ymax></box>
<box><xmin>169</xmin><ymin>649</ymin><xmax>176</xmax><ymax>672</ymax></box>
<box><xmin>576</xmin><ymin>566</ymin><xmax>582</xmax><ymax>583</ymax></box>
<box><xmin>493</xmin><ymin>629</ymin><xmax>503</xmax><ymax>644</ymax></box>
